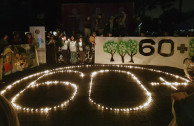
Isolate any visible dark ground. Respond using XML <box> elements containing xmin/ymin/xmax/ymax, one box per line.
<box><xmin>1</xmin><ymin>64</ymin><xmax>194</xmax><ymax>126</ymax></box>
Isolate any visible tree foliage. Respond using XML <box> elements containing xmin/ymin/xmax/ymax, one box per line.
<box><xmin>126</xmin><ymin>40</ymin><xmax>138</xmax><ymax>63</ymax></box>
<box><xmin>103</xmin><ymin>41</ymin><xmax>117</xmax><ymax>55</ymax></box>
<box><xmin>103</xmin><ymin>41</ymin><xmax>118</xmax><ymax>61</ymax></box>
<box><xmin>116</xmin><ymin>41</ymin><xmax>127</xmax><ymax>56</ymax></box>
<box><xmin>104</xmin><ymin>40</ymin><xmax>139</xmax><ymax>63</ymax></box>
<box><xmin>116</xmin><ymin>41</ymin><xmax>127</xmax><ymax>63</ymax></box>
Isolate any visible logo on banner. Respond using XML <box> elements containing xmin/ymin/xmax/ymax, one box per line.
<box><xmin>100</xmin><ymin>38</ymin><xmax>194</xmax><ymax>68</ymax></box>
<box><xmin>35</xmin><ymin>29</ymin><xmax>40</xmax><ymax>34</ymax></box>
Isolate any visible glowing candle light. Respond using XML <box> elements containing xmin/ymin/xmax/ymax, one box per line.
<box><xmin>0</xmin><ymin>64</ymin><xmax>190</xmax><ymax>114</ymax></box>
<box><xmin>89</xmin><ymin>69</ymin><xmax>152</xmax><ymax>112</ymax></box>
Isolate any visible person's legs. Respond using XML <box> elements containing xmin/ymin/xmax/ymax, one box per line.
<box><xmin>70</xmin><ymin>52</ymin><xmax>73</xmax><ymax>64</ymax></box>
<box><xmin>62</xmin><ymin>50</ymin><xmax>68</xmax><ymax>64</ymax></box>
<box><xmin>71</xmin><ymin>52</ymin><xmax>77</xmax><ymax>64</ymax></box>
<box><xmin>79</xmin><ymin>51</ymin><xmax>85</xmax><ymax>63</ymax></box>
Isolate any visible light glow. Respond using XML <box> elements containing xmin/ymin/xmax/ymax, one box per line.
<box><xmin>0</xmin><ymin>64</ymin><xmax>190</xmax><ymax>114</ymax></box>
<box><xmin>150</xmin><ymin>77</ymin><xmax>188</xmax><ymax>90</ymax></box>
<box><xmin>0</xmin><ymin>69</ymin><xmax>84</xmax><ymax>113</ymax></box>
<box><xmin>11</xmin><ymin>81</ymin><xmax>78</xmax><ymax>113</ymax></box>
<box><xmin>89</xmin><ymin>70</ymin><xmax>152</xmax><ymax>112</ymax></box>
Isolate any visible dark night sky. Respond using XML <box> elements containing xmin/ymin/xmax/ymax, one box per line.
<box><xmin>146</xmin><ymin>0</ymin><xmax>194</xmax><ymax>17</ymax></box>
<box><xmin>0</xmin><ymin>0</ymin><xmax>194</xmax><ymax>32</ymax></box>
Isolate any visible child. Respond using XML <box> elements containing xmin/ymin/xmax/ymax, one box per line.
<box><xmin>69</xmin><ymin>36</ymin><xmax>77</xmax><ymax>64</ymax></box>
<box><xmin>78</xmin><ymin>37</ymin><xmax>85</xmax><ymax>64</ymax></box>
<box><xmin>61</xmin><ymin>36</ymin><xmax>69</xmax><ymax>64</ymax></box>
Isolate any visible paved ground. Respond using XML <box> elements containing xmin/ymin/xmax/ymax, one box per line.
<box><xmin>1</xmin><ymin>64</ymin><xmax>194</xmax><ymax>126</ymax></box>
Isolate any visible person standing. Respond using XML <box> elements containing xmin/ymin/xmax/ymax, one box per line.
<box><xmin>119</xmin><ymin>10</ymin><xmax>127</xmax><ymax>36</ymax></box>
<box><xmin>96</xmin><ymin>14</ymin><xmax>104</xmax><ymax>36</ymax></box>
<box><xmin>78</xmin><ymin>37</ymin><xmax>85</xmax><ymax>64</ymax></box>
<box><xmin>11</xmin><ymin>32</ymin><xmax>21</xmax><ymax>45</ymax></box>
<box><xmin>84</xmin><ymin>16</ymin><xmax>92</xmax><ymax>38</ymax></box>
<box><xmin>61</xmin><ymin>36</ymin><xmax>70</xmax><ymax>64</ymax></box>
<box><xmin>25</xmin><ymin>33</ymin><xmax>34</xmax><ymax>45</ymax></box>
<box><xmin>46</xmin><ymin>32</ymin><xmax>52</xmax><ymax>44</ymax></box>
<box><xmin>89</xmin><ymin>32</ymin><xmax>96</xmax><ymax>50</ymax></box>
<box><xmin>47</xmin><ymin>35</ymin><xmax>57</xmax><ymax>64</ymax></box>
<box><xmin>69</xmin><ymin>36</ymin><xmax>77</xmax><ymax>64</ymax></box>
<box><xmin>89</xmin><ymin>32</ymin><xmax>96</xmax><ymax>63</ymax></box>
<box><xmin>57</xmin><ymin>33</ymin><xmax>64</xmax><ymax>47</ymax></box>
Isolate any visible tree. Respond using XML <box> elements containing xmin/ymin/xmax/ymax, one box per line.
<box><xmin>189</xmin><ymin>38</ymin><xmax>194</xmax><ymax>57</ymax></box>
<box><xmin>103</xmin><ymin>41</ymin><xmax>117</xmax><ymax>62</ymax></box>
<box><xmin>126</xmin><ymin>40</ymin><xmax>138</xmax><ymax>63</ymax></box>
<box><xmin>116</xmin><ymin>41</ymin><xmax>127</xmax><ymax>63</ymax></box>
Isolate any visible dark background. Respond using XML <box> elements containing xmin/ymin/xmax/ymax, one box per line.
<box><xmin>61</xmin><ymin>3</ymin><xmax>133</xmax><ymax>35</ymax></box>
<box><xmin>0</xmin><ymin>0</ymin><xmax>194</xmax><ymax>35</ymax></box>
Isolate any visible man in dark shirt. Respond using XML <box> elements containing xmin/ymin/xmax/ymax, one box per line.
<box><xmin>96</xmin><ymin>14</ymin><xmax>104</xmax><ymax>36</ymax></box>
<box><xmin>84</xmin><ymin>16</ymin><xmax>92</xmax><ymax>38</ymax></box>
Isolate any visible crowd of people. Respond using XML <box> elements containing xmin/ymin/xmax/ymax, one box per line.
<box><xmin>83</xmin><ymin>11</ymin><xmax>127</xmax><ymax>38</ymax></box>
<box><xmin>46</xmin><ymin>31</ymin><xmax>98</xmax><ymax>65</ymax></box>
<box><xmin>0</xmin><ymin>10</ymin><xmax>193</xmax><ymax>64</ymax></box>
<box><xmin>0</xmin><ymin>32</ymin><xmax>36</xmax><ymax>54</ymax></box>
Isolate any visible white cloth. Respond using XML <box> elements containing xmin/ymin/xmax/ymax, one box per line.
<box><xmin>69</xmin><ymin>41</ymin><xmax>77</xmax><ymax>52</ymax></box>
<box><xmin>78</xmin><ymin>41</ymin><xmax>83</xmax><ymax>51</ymax></box>
<box><xmin>61</xmin><ymin>40</ymin><xmax>69</xmax><ymax>50</ymax></box>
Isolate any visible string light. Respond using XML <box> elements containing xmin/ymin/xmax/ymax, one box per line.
<box><xmin>0</xmin><ymin>64</ymin><xmax>190</xmax><ymax>114</ymax></box>
<box><xmin>89</xmin><ymin>70</ymin><xmax>152</xmax><ymax>112</ymax></box>
<box><xmin>150</xmin><ymin>77</ymin><xmax>188</xmax><ymax>90</ymax></box>
<box><xmin>0</xmin><ymin>69</ymin><xmax>84</xmax><ymax>113</ymax></box>
<box><xmin>11</xmin><ymin>81</ymin><xmax>77</xmax><ymax>113</ymax></box>
<box><xmin>1</xmin><ymin>69</ymin><xmax>84</xmax><ymax>96</ymax></box>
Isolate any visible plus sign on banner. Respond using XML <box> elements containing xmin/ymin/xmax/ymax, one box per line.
<box><xmin>177</xmin><ymin>44</ymin><xmax>188</xmax><ymax>53</ymax></box>
<box><xmin>95</xmin><ymin>37</ymin><xmax>194</xmax><ymax>69</ymax></box>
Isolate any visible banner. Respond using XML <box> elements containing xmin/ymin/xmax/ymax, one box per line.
<box><xmin>0</xmin><ymin>44</ymin><xmax>39</xmax><ymax>78</ymax></box>
<box><xmin>95</xmin><ymin>37</ymin><xmax>194</xmax><ymax>69</ymax></box>
<box><xmin>30</xmin><ymin>26</ymin><xmax>46</xmax><ymax>63</ymax></box>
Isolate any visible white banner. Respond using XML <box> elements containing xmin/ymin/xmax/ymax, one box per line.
<box><xmin>30</xmin><ymin>26</ymin><xmax>46</xmax><ymax>63</ymax></box>
<box><xmin>95</xmin><ymin>37</ymin><xmax>194</xmax><ymax>69</ymax></box>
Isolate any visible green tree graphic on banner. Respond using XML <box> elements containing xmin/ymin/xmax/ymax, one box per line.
<box><xmin>103</xmin><ymin>41</ymin><xmax>117</xmax><ymax>62</ymax></box>
<box><xmin>126</xmin><ymin>40</ymin><xmax>138</xmax><ymax>63</ymax></box>
<box><xmin>116</xmin><ymin>41</ymin><xmax>127</xmax><ymax>63</ymax></box>
<box><xmin>189</xmin><ymin>38</ymin><xmax>194</xmax><ymax>57</ymax></box>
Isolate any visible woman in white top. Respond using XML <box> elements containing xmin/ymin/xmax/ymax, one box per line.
<box><xmin>69</xmin><ymin>36</ymin><xmax>77</xmax><ymax>64</ymax></box>
<box><xmin>61</xmin><ymin>36</ymin><xmax>70</xmax><ymax>64</ymax></box>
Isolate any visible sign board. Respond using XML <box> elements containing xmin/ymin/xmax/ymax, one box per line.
<box><xmin>95</xmin><ymin>37</ymin><xmax>194</xmax><ymax>69</ymax></box>
<box><xmin>30</xmin><ymin>26</ymin><xmax>46</xmax><ymax>63</ymax></box>
<box><xmin>0</xmin><ymin>45</ymin><xmax>39</xmax><ymax>79</ymax></box>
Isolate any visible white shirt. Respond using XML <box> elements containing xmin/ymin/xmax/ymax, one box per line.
<box><xmin>69</xmin><ymin>41</ymin><xmax>77</xmax><ymax>52</ymax></box>
<box><xmin>78</xmin><ymin>41</ymin><xmax>83</xmax><ymax>51</ymax></box>
<box><xmin>61</xmin><ymin>40</ymin><xmax>69</xmax><ymax>50</ymax></box>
